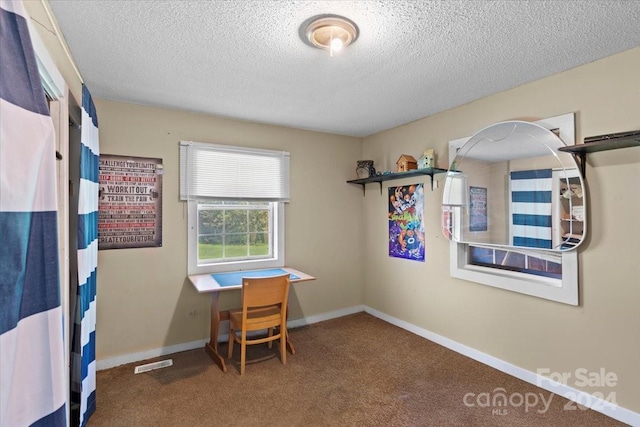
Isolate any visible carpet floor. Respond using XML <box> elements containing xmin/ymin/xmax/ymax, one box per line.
<box><xmin>88</xmin><ymin>312</ymin><xmax>624</xmax><ymax>426</ymax></box>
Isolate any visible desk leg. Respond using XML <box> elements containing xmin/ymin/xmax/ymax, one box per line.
<box><xmin>204</xmin><ymin>292</ymin><xmax>227</xmax><ymax>372</ymax></box>
<box><xmin>285</xmin><ymin>306</ymin><xmax>295</xmax><ymax>355</ymax></box>
<box><xmin>286</xmin><ymin>331</ymin><xmax>296</xmax><ymax>355</ymax></box>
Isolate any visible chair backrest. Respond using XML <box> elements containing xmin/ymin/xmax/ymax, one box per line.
<box><xmin>241</xmin><ymin>274</ymin><xmax>290</xmax><ymax>311</ymax></box>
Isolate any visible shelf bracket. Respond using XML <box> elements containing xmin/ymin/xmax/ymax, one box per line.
<box><xmin>572</xmin><ymin>152</ymin><xmax>587</xmax><ymax>179</ymax></box>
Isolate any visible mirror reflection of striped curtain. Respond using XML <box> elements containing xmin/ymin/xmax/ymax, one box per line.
<box><xmin>510</xmin><ymin>169</ymin><xmax>553</xmax><ymax>249</ymax></box>
<box><xmin>71</xmin><ymin>85</ymin><xmax>99</xmax><ymax>427</ymax></box>
<box><xmin>0</xmin><ymin>0</ymin><xmax>66</xmax><ymax>425</ymax></box>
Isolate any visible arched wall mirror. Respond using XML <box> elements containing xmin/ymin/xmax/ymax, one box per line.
<box><xmin>442</xmin><ymin>120</ymin><xmax>586</xmax><ymax>252</ymax></box>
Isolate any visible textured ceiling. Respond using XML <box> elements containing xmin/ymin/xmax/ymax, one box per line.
<box><xmin>48</xmin><ymin>1</ymin><xmax>640</xmax><ymax>137</ymax></box>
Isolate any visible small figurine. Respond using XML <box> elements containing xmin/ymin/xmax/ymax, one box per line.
<box><xmin>561</xmin><ymin>184</ymin><xmax>583</xmax><ymax>199</ymax></box>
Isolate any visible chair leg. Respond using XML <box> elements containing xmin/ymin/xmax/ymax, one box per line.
<box><xmin>240</xmin><ymin>338</ymin><xmax>246</xmax><ymax>376</ymax></box>
<box><xmin>227</xmin><ymin>328</ymin><xmax>234</xmax><ymax>359</ymax></box>
<box><xmin>267</xmin><ymin>327</ymin><xmax>273</xmax><ymax>349</ymax></box>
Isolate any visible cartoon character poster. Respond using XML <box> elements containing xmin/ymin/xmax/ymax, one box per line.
<box><xmin>388</xmin><ymin>184</ymin><xmax>425</xmax><ymax>261</ymax></box>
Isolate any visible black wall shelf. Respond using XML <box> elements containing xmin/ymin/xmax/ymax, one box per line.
<box><xmin>347</xmin><ymin>167</ymin><xmax>448</xmax><ymax>195</ymax></box>
<box><xmin>558</xmin><ymin>130</ymin><xmax>640</xmax><ymax>177</ymax></box>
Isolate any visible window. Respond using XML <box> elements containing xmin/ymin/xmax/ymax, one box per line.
<box><xmin>449</xmin><ymin>242</ymin><xmax>578</xmax><ymax>305</ymax></box>
<box><xmin>198</xmin><ymin>201</ymin><xmax>273</xmax><ymax>262</ymax></box>
<box><xmin>180</xmin><ymin>141</ymin><xmax>289</xmax><ymax>274</ymax></box>
<box><xmin>468</xmin><ymin>245</ymin><xmax>562</xmax><ymax>280</ymax></box>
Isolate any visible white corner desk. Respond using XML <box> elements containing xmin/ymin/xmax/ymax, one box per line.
<box><xmin>188</xmin><ymin>267</ymin><xmax>315</xmax><ymax>372</ymax></box>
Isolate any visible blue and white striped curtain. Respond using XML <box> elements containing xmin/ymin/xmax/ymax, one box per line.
<box><xmin>510</xmin><ymin>169</ymin><xmax>553</xmax><ymax>249</ymax></box>
<box><xmin>0</xmin><ymin>0</ymin><xmax>66</xmax><ymax>425</ymax></box>
<box><xmin>71</xmin><ymin>85</ymin><xmax>99</xmax><ymax>426</ymax></box>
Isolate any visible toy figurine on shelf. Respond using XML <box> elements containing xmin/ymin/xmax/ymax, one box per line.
<box><xmin>561</xmin><ymin>183</ymin><xmax>583</xmax><ymax>199</ymax></box>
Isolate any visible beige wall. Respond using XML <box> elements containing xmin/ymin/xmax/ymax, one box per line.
<box><xmin>488</xmin><ymin>161</ymin><xmax>508</xmax><ymax>244</ymax></box>
<box><xmin>362</xmin><ymin>47</ymin><xmax>640</xmax><ymax>412</ymax></box>
<box><xmin>93</xmin><ymin>100</ymin><xmax>365</xmax><ymax>359</ymax></box>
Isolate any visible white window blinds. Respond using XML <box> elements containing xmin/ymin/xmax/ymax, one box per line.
<box><xmin>179</xmin><ymin>141</ymin><xmax>290</xmax><ymax>202</ymax></box>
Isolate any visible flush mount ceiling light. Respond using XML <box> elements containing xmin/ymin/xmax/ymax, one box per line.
<box><xmin>300</xmin><ymin>14</ymin><xmax>359</xmax><ymax>57</ymax></box>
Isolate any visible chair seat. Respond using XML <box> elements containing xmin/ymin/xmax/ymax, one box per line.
<box><xmin>229</xmin><ymin>305</ymin><xmax>282</xmax><ymax>331</ymax></box>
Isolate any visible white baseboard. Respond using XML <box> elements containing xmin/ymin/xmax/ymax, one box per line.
<box><xmin>96</xmin><ymin>338</ymin><xmax>208</xmax><ymax>371</ymax></box>
<box><xmin>364</xmin><ymin>306</ymin><xmax>639</xmax><ymax>427</ymax></box>
<box><xmin>96</xmin><ymin>304</ymin><xmax>366</xmax><ymax>371</ymax></box>
<box><xmin>287</xmin><ymin>304</ymin><xmax>366</xmax><ymax>329</ymax></box>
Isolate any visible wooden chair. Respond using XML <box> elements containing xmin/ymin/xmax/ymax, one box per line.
<box><xmin>227</xmin><ymin>274</ymin><xmax>290</xmax><ymax>375</ymax></box>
